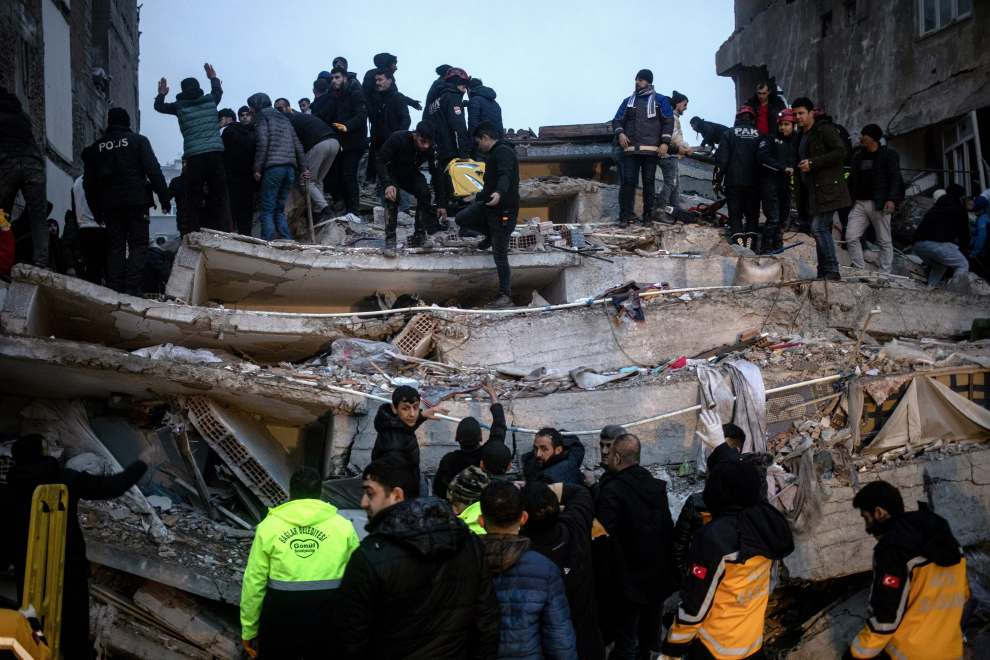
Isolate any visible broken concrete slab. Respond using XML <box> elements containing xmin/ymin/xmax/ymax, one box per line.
<box><xmin>784</xmin><ymin>446</ymin><xmax>990</xmax><ymax>582</ymax></box>
<box><xmin>165</xmin><ymin>230</ymin><xmax>579</xmax><ymax>312</ymax></box>
<box><xmin>438</xmin><ymin>282</ymin><xmax>990</xmax><ymax>373</ymax></box>
<box><xmin>2</xmin><ymin>265</ymin><xmax>403</xmax><ymax>365</ymax></box>
<box><xmin>785</xmin><ymin>588</ymin><xmax>870</xmax><ymax>659</ymax></box>
<box><xmin>0</xmin><ymin>335</ymin><xmax>364</xmax><ymax>427</ymax></box>
<box><xmin>133</xmin><ymin>581</ymin><xmax>240</xmax><ymax>659</ymax></box>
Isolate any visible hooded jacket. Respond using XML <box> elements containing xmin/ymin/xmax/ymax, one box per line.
<box><xmin>316</xmin><ymin>78</ymin><xmax>368</xmax><ymax>152</ymax></box>
<box><xmin>247</xmin><ymin>93</ymin><xmax>306</xmax><ymax>173</ymax></box>
<box><xmin>693</xmin><ymin>119</ymin><xmax>730</xmax><ymax>148</ymax></box>
<box><xmin>793</xmin><ymin>115</ymin><xmax>852</xmax><ymax>216</ymax></box>
<box><xmin>913</xmin><ymin>193</ymin><xmax>971</xmax><ymax>250</ymax></box>
<box><xmin>612</xmin><ymin>87</ymin><xmax>675</xmax><ymax>154</ymax></box>
<box><xmin>81</xmin><ymin>125</ymin><xmax>170</xmax><ymax>214</ymax></box>
<box><xmin>743</xmin><ymin>93</ymin><xmax>787</xmax><ymax>136</ymax></box>
<box><xmin>477</xmin><ymin>140</ymin><xmax>520</xmax><ymax>213</ymax></box>
<box><xmin>371</xmin><ymin>402</ymin><xmax>426</xmax><ymax>474</ymax></box>
<box><xmin>524</xmin><ymin>484</ymin><xmax>605</xmax><ymax>660</ymax></box>
<box><xmin>433</xmin><ymin>403</ymin><xmax>507</xmax><ymax>498</ymax></box>
<box><xmin>333</xmin><ymin>497</ymin><xmax>502</xmax><ymax>660</ymax></box>
<box><xmin>483</xmin><ymin>534</ymin><xmax>578</xmax><ymax>660</ymax></box>
<box><xmin>240</xmin><ymin>498</ymin><xmax>359</xmax><ymax>648</ymax></box>
<box><xmin>522</xmin><ymin>435</ymin><xmax>586</xmax><ymax>486</ymax></box>
<box><xmin>714</xmin><ymin>119</ymin><xmax>762</xmax><ymax>188</ymax></box>
<box><xmin>154</xmin><ymin>77</ymin><xmax>224</xmax><ymax>158</ymax></box>
<box><xmin>376</xmin><ymin>130</ymin><xmax>448</xmax><ymax>208</ymax></box>
<box><xmin>847</xmin><ymin>145</ymin><xmax>902</xmax><ymax>211</ymax></box>
<box><xmin>141</xmin><ymin>245</ymin><xmax>172</xmax><ymax>294</ymax></box>
<box><xmin>845</xmin><ymin>508</ymin><xmax>967</xmax><ymax>660</ymax></box>
<box><xmin>468</xmin><ymin>86</ymin><xmax>504</xmax><ymax>138</ymax></box>
<box><xmin>370</xmin><ymin>85</ymin><xmax>411</xmax><ymax>151</ymax></box>
<box><xmin>0</xmin><ymin>92</ymin><xmax>44</xmax><ymax>164</ymax></box>
<box><xmin>595</xmin><ymin>464</ymin><xmax>676</xmax><ymax>604</ymax></box>
<box><xmin>220</xmin><ymin>122</ymin><xmax>256</xmax><ymax>181</ymax></box>
<box><xmin>425</xmin><ymin>80</ymin><xmax>471</xmax><ymax>160</ymax></box>
<box><xmin>362</xmin><ymin>58</ymin><xmax>421</xmax><ymax>111</ymax></box>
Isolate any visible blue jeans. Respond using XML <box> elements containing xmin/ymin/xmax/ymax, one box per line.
<box><xmin>810</xmin><ymin>212</ymin><xmax>840</xmax><ymax>276</ymax></box>
<box><xmin>259</xmin><ymin>165</ymin><xmax>294</xmax><ymax>241</ymax></box>
<box><xmin>914</xmin><ymin>240</ymin><xmax>969</xmax><ymax>286</ymax></box>
<box><xmin>658</xmin><ymin>157</ymin><xmax>679</xmax><ymax>208</ymax></box>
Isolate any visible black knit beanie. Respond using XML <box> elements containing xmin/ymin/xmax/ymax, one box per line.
<box><xmin>107</xmin><ymin>107</ymin><xmax>130</xmax><ymax>128</ymax></box>
<box><xmin>636</xmin><ymin>69</ymin><xmax>654</xmax><ymax>84</ymax></box>
<box><xmin>670</xmin><ymin>90</ymin><xmax>688</xmax><ymax>105</ymax></box>
<box><xmin>861</xmin><ymin>124</ymin><xmax>883</xmax><ymax>142</ymax></box>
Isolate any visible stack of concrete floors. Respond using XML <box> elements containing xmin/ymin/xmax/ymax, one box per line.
<box><xmin>1</xmin><ymin>215</ymin><xmax>989</xmax><ymax>658</ymax></box>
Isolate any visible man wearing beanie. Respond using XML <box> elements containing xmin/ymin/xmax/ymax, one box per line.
<box><xmin>82</xmin><ymin>107</ymin><xmax>170</xmax><ymax>296</ymax></box>
<box><xmin>612</xmin><ymin>69</ymin><xmax>675</xmax><ymax>227</ymax></box>
<box><xmin>447</xmin><ymin>465</ymin><xmax>491</xmax><ymax>534</ymax></box>
<box><xmin>846</xmin><ymin>123</ymin><xmax>902</xmax><ymax>274</ymax></box>
<box><xmin>154</xmin><ymin>63</ymin><xmax>232</xmax><ymax>233</ymax></box>
<box><xmin>659</xmin><ymin>90</ymin><xmax>694</xmax><ymax>218</ymax></box>
<box><xmin>432</xmin><ymin>376</ymin><xmax>506</xmax><ymax>498</ymax></box>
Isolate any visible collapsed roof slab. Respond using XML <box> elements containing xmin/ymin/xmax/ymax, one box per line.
<box><xmin>1</xmin><ymin>266</ymin><xmax>403</xmax><ymax>365</ymax></box>
<box><xmin>0</xmin><ymin>335</ymin><xmax>364</xmax><ymax>426</ymax></box>
<box><xmin>438</xmin><ymin>282</ymin><xmax>990</xmax><ymax>373</ymax></box>
<box><xmin>165</xmin><ymin>230</ymin><xmax>580</xmax><ymax>312</ymax></box>
<box><xmin>784</xmin><ymin>445</ymin><xmax>990</xmax><ymax>582</ymax></box>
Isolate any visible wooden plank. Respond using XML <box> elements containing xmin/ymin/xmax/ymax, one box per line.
<box><xmin>537</xmin><ymin>123</ymin><xmax>613</xmax><ymax>140</ymax></box>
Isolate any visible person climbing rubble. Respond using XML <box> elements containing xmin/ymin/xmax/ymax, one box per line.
<box><xmin>522</xmin><ymin>428</ymin><xmax>586</xmax><ymax>485</ymax></box>
<box><xmin>433</xmin><ymin>376</ymin><xmax>506</xmax><ymax>498</ymax></box>
<box><xmin>446</xmin><ymin>464</ymin><xmax>490</xmax><ymax>534</ymax></box>
<box><xmin>371</xmin><ymin>385</ymin><xmax>449</xmax><ymax>487</ymax></box>
<box><xmin>714</xmin><ymin>105</ymin><xmax>762</xmax><ymax>249</ymax></box>
<box><xmin>843</xmin><ymin>481</ymin><xmax>968</xmax><ymax>660</ymax></box>
<box><xmin>240</xmin><ymin>467</ymin><xmax>359</xmax><ymax>660</ymax></box>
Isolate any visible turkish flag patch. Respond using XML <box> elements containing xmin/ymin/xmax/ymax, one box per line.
<box><xmin>454</xmin><ymin>106</ymin><xmax>462</xmax><ymax>115</ymax></box>
<box><xmin>691</xmin><ymin>564</ymin><xmax>707</xmax><ymax>579</ymax></box>
<box><xmin>882</xmin><ymin>575</ymin><xmax>900</xmax><ymax>588</ymax></box>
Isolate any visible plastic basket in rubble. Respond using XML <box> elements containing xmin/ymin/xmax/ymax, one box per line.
<box><xmin>391</xmin><ymin>312</ymin><xmax>437</xmax><ymax>358</ymax></box>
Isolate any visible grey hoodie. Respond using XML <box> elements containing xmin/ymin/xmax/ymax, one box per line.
<box><xmin>247</xmin><ymin>92</ymin><xmax>305</xmax><ymax>173</ymax></box>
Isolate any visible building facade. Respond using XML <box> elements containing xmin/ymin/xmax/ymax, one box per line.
<box><xmin>1</xmin><ymin>0</ymin><xmax>140</xmax><ymax>228</ymax></box>
<box><xmin>717</xmin><ymin>0</ymin><xmax>988</xmax><ymax>195</ymax></box>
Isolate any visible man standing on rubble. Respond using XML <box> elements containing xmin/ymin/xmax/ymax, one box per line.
<box><xmin>792</xmin><ymin>97</ymin><xmax>849</xmax><ymax>280</ymax></box>
<box><xmin>595</xmin><ymin>434</ymin><xmax>675</xmax><ymax>660</ymax></box>
<box><xmin>220</xmin><ymin>107</ymin><xmax>257</xmax><ymax>236</ymax></box>
<box><xmin>745</xmin><ymin>82</ymin><xmax>787</xmax><ymax>137</ymax></box>
<box><xmin>433</xmin><ymin>377</ymin><xmax>506</xmax><ymax>498</ymax></box>
<box><xmin>912</xmin><ymin>184</ymin><xmax>971</xmax><ymax>286</ymax></box>
<box><xmin>317</xmin><ymin>67</ymin><xmax>368</xmax><ymax>217</ymax></box>
<box><xmin>843</xmin><ymin>481</ymin><xmax>968</xmax><ymax>660</ymax></box>
<box><xmin>714</xmin><ymin>106</ymin><xmax>762</xmax><ymax>249</ymax></box>
<box><xmin>377</xmin><ymin>121</ymin><xmax>449</xmax><ymax>256</ymax></box>
<box><xmin>659</xmin><ymin>91</ymin><xmax>693</xmax><ymax>218</ymax></box>
<box><xmin>333</xmin><ymin>459</ymin><xmax>502</xmax><ymax>660</ymax></box>
<box><xmin>82</xmin><ymin>107</ymin><xmax>171</xmax><ymax>296</ymax></box>
<box><xmin>522</xmin><ymin>428</ymin><xmax>586</xmax><ymax>485</ymax></box>
<box><xmin>248</xmin><ymin>93</ymin><xmax>308</xmax><ymax>241</ymax></box>
<box><xmin>368</xmin><ymin>67</ymin><xmax>411</xmax><ymax>211</ymax></box>
<box><xmin>757</xmin><ymin>124</ymin><xmax>793</xmax><ymax>254</ymax></box>
<box><xmin>846</xmin><ymin>124</ymin><xmax>901</xmax><ymax>274</ymax></box>
<box><xmin>612</xmin><ymin>70</ymin><xmax>674</xmax><ymax>228</ymax></box>
<box><xmin>775</xmin><ymin>109</ymin><xmax>799</xmax><ymax>233</ymax></box>
<box><xmin>4</xmin><ymin>434</ymin><xmax>156</xmax><ymax>659</ymax></box>
<box><xmin>240</xmin><ymin>467</ymin><xmax>359</xmax><ymax>660</ymax></box>
<box><xmin>455</xmin><ymin>121</ymin><xmax>520</xmax><ymax>310</ymax></box>
<box><xmin>424</xmin><ymin>67</ymin><xmax>472</xmax><ymax>214</ymax></box>
<box><xmin>274</xmin><ymin>98</ymin><xmax>339</xmax><ymax>223</ymax></box>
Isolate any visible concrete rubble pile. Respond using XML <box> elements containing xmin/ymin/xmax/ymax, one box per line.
<box><xmin>2</xmin><ymin>161</ymin><xmax>989</xmax><ymax>658</ymax></box>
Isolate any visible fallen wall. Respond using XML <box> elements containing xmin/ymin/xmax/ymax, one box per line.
<box><xmin>1</xmin><ymin>266</ymin><xmax>403</xmax><ymax>364</ymax></box>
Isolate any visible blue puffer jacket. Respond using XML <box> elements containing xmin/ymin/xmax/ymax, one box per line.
<box><xmin>468</xmin><ymin>86</ymin><xmax>503</xmax><ymax>137</ymax></box>
<box><xmin>483</xmin><ymin>534</ymin><xmax>578</xmax><ymax>660</ymax></box>
<box><xmin>522</xmin><ymin>436</ymin><xmax>586</xmax><ymax>486</ymax></box>
<box><xmin>154</xmin><ymin>77</ymin><xmax>224</xmax><ymax>158</ymax></box>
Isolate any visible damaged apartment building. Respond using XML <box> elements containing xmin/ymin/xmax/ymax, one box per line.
<box><xmin>717</xmin><ymin>0</ymin><xmax>989</xmax><ymax>196</ymax></box>
<box><xmin>2</xmin><ymin>4</ymin><xmax>990</xmax><ymax>659</ymax></box>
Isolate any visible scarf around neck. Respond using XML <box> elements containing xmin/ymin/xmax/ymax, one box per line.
<box><xmin>628</xmin><ymin>85</ymin><xmax>657</xmax><ymax>118</ymax></box>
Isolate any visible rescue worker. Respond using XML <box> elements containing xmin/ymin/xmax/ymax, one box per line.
<box><xmin>757</xmin><ymin>127</ymin><xmax>793</xmax><ymax>254</ymax></box>
<box><xmin>240</xmin><ymin>466</ymin><xmax>360</xmax><ymax>660</ymax></box>
<box><xmin>775</xmin><ymin>109</ymin><xmax>799</xmax><ymax>233</ymax></box>
<box><xmin>82</xmin><ymin>108</ymin><xmax>170</xmax><ymax>296</ymax></box>
<box><xmin>714</xmin><ymin>106</ymin><xmax>762</xmax><ymax>249</ymax></box>
<box><xmin>843</xmin><ymin>481</ymin><xmax>968</xmax><ymax>660</ymax></box>
<box><xmin>447</xmin><ymin>465</ymin><xmax>490</xmax><ymax>534</ymax></box>
<box><xmin>376</xmin><ymin>121</ymin><xmax>449</xmax><ymax>256</ymax></box>
<box><xmin>661</xmin><ymin>444</ymin><xmax>794</xmax><ymax>660</ymax></box>
<box><xmin>424</xmin><ymin>67</ymin><xmax>471</xmax><ymax>213</ymax></box>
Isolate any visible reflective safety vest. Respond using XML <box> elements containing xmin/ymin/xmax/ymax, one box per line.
<box><xmin>458</xmin><ymin>501</ymin><xmax>486</xmax><ymax>535</ymax></box>
<box><xmin>240</xmin><ymin>498</ymin><xmax>360</xmax><ymax>640</ymax></box>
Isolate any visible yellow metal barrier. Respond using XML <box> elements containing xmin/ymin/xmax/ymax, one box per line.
<box><xmin>21</xmin><ymin>484</ymin><xmax>68</xmax><ymax>659</ymax></box>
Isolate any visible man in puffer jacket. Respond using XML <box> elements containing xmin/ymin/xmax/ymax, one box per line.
<box><xmin>479</xmin><ymin>481</ymin><xmax>578</xmax><ymax>660</ymax></box>
<box><xmin>467</xmin><ymin>78</ymin><xmax>503</xmax><ymax>155</ymax></box>
<box><xmin>247</xmin><ymin>93</ymin><xmax>308</xmax><ymax>241</ymax></box>
<box><xmin>522</xmin><ymin>428</ymin><xmax>586</xmax><ymax>485</ymax></box>
<box><xmin>154</xmin><ymin>64</ymin><xmax>231</xmax><ymax>232</ymax></box>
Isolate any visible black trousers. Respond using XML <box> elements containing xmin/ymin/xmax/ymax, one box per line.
<box><xmin>185</xmin><ymin>151</ymin><xmax>232</xmax><ymax>232</ymax></box>
<box><xmin>759</xmin><ymin>183</ymin><xmax>781</xmax><ymax>253</ymax></box>
<box><xmin>0</xmin><ymin>156</ymin><xmax>49</xmax><ymax>268</ymax></box>
<box><xmin>726</xmin><ymin>185</ymin><xmax>761</xmax><ymax>244</ymax></box>
<box><xmin>610</xmin><ymin>600</ymin><xmax>664</xmax><ymax>660</ymax></box>
<box><xmin>777</xmin><ymin>186</ymin><xmax>792</xmax><ymax>229</ymax></box>
<box><xmin>439</xmin><ymin>156</ymin><xmax>459</xmax><ymax>213</ymax></box>
<box><xmin>104</xmin><ymin>204</ymin><xmax>149</xmax><ymax>294</ymax></box>
<box><xmin>60</xmin><ymin>557</ymin><xmax>92</xmax><ymax>660</ymax></box>
<box><xmin>385</xmin><ymin>171</ymin><xmax>433</xmax><ymax>239</ymax></box>
<box><xmin>78</xmin><ymin>226</ymin><xmax>107</xmax><ymax>285</ymax></box>
<box><xmin>328</xmin><ymin>149</ymin><xmax>362</xmax><ymax>215</ymax></box>
<box><xmin>619</xmin><ymin>154</ymin><xmax>658</xmax><ymax>219</ymax></box>
<box><xmin>455</xmin><ymin>202</ymin><xmax>514</xmax><ymax>296</ymax></box>
<box><xmin>228</xmin><ymin>177</ymin><xmax>256</xmax><ymax>236</ymax></box>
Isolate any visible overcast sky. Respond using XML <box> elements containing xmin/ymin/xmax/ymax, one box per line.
<box><xmin>138</xmin><ymin>0</ymin><xmax>738</xmax><ymax>164</ymax></box>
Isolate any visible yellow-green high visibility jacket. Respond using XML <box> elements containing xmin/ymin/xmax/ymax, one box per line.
<box><xmin>240</xmin><ymin>498</ymin><xmax>360</xmax><ymax>644</ymax></box>
<box><xmin>458</xmin><ymin>501</ymin><xmax>486</xmax><ymax>535</ymax></box>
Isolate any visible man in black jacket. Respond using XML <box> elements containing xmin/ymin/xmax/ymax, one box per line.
<box><xmin>846</xmin><ymin>124</ymin><xmax>901</xmax><ymax>273</ymax></box>
<box><xmin>745</xmin><ymin>82</ymin><xmax>787</xmax><ymax>137</ymax></box>
<box><xmin>595</xmin><ymin>434</ymin><xmax>675</xmax><ymax>660</ymax></box>
<box><xmin>523</xmin><ymin>482</ymin><xmax>606</xmax><ymax>660</ymax></box>
<box><xmin>141</xmin><ymin>237</ymin><xmax>172</xmax><ymax>294</ymax></box>
<box><xmin>308</xmin><ymin>78</ymin><xmax>332</xmax><ymax>127</ymax></box>
<box><xmin>82</xmin><ymin>108</ymin><xmax>170</xmax><ymax>296</ymax></box>
<box><xmin>689</xmin><ymin>117</ymin><xmax>730</xmax><ymax>148</ymax></box>
<box><xmin>0</xmin><ymin>87</ymin><xmax>50</xmax><ymax>270</ymax></box>
<box><xmin>715</xmin><ymin>106</ymin><xmax>762</xmax><ymax>248</ymax></box>
<box><xmin>913</xmin><ymin>185</ymin><xmax>971</xmax><ymax>286</ymax></box>
<box><xmin>433</xmin><ymin>377</ymin><xmax>506</xmax><ymax>499</ymax></box>
<box><xmin>377</xmin><ymin>122</ymin><xmax>449</xmax><ymax>256</ymax></box>
<box><xmin>361</xmin><ymin>53</ymin><xmax>422</xmax><ymax>111</ymax></box>
<box><xmin>275</xmin><ymin>99</ymin><xmax>340</xmax><ymax>222</ymax></box>
<box><xmin>4</xmin><ymin>434</ymin><xmax>154</xmax><ymax>659</ymax></box>
<box><xmin>369</xmin><ymin>68</ymin><xmax>411</xmax><ymax>206</ymax></box>
<box><xmin>333</xmin><ymin>459</ymin><xmax>502</xmax><ymax>660</ymax></box>
<box><xmin>776</xmin><ymin>109</ymin><xmax>799</xmax><ymax>232</ymax></box>
<box><xmin>220</xmin><ymin>109</ymin><xmax>257</xmax><ymax>235</ymax></box>
<box><xmin>455</xmin><ymin>121</ymin><xmax>520</xmax><ymax>309</ymax></box>
<box><xmin>425</xmin><ymin>67</ymin><xmax>472</xmax><ymax>211</ymax></box>
<box><xmin>757</xmin><ymin>129</ymin><xmax>793</xmax><ymax>253</ymax></box>
<box><xmin>318</xmin><ymin>67</ymin><xmax>368</xmax><ymax>216</ymax></box>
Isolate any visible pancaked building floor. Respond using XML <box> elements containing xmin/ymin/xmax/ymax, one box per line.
<box><xmin>1</xmin><ymin>177</ymin><xmax>989</xmax><ymax>659</ymax></box>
